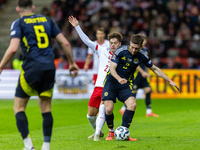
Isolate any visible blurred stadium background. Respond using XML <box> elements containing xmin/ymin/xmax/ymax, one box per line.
<box><xmin>0</xmin><ymin>1</ymin><xmax>200</xmax><ymax>149</ymax></box>
<box><xmin>0</xmin><ymin>0</ymin><xmax>200</xmax><ymax>99</ymax></box>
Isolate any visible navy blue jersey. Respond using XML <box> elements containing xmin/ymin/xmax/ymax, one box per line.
<box><xmin>10</xmin><ymin>13</ymin><xmax>61</xmax><ymax>72</ymax></box>
<box><xmin>139</xmin><ymin>47</ymin><xmax>148</xmax><ymax>71</ymax></box>
<box><xmin>133</xmin><ymin>46</ymin><xmax>149</xmax><ymax>79</ymax></box>
<box><xmin>107</xmin><ymin>45</ymin><xmax>153</xmax><ymax>83</ymax></box>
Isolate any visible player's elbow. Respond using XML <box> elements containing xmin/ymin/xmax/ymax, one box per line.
<box><xmin>61</xmin><ymin>41</ymin><xmax>71</xmax><ymax>48</ymax></box>
<box><xmin>9</xmin><ymin>46</ymin><xmax>18</xmax><ymax>54</ymax></box>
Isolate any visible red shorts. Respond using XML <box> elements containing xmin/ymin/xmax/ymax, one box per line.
<box><xmin>92</xmin><ymin>74</ymin><xmax>98</xmax><ymax>85</ymax></box>
<box><xmin>88</xmin><ymin>87</ymin><xmax>103</xmax><ymax>109</ymax></box>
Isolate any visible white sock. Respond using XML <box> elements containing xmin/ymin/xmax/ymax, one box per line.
<box><xmin>146</xmin><ymin>108</ymin><xmax>152</xmax><ymax>114</ymax></box>
<box><xmin>23</xmin><ymin>137</ymin><xmax>33</xmax><ymax>149</ymax></box>
<box><xmin>87</xmin><ymin>114</ymin><xmax>97</xmax><ymax>130</ymax></box>
<box><xmin>120</xmin><ymin>105</ymin><xmax>126</xmax><ymax>111</ymax></box>
<box><xmin>95</xmin><ymin>104</ymin><xmax>105</xmax><ymax>135</ymax></box>
<box><xmin>42</xmin><ymin>142</ymin><xmax>50</xmax><ymax>150</ymax></box>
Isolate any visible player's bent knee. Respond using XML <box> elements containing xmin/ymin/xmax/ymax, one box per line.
<box><xmin>127</xmin><ymin>102</ymin><xmax>137</xmax><ymax>111</ymax></box>
<box><xmin>105</xmin><ymin>107</ymin><xmax>113</xmax><ymax>115</ymax></box>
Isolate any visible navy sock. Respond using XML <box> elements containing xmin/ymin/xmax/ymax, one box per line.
<box><xmin>121</xmin><ymin>110</ymin><xmax>135</xmax><ymax>128</ymax></box>
<box><xmin>145</xmin><ymin>92</ymin><xmax>151</xmax><ymax>108</ymax></box>
<box><xmin>42</xmin><ymin>112</ymin><xmax>53</xmax><ymax>142</ymax></box>
<box><xmin>15</xmin><ymin>111</ymin><xmax>29</xmax><ymax>139</ymax></box>
<box><xmin>105</xmin><ymin>113</ymin><xmax>114</xmax><ymax>130</ymax></box>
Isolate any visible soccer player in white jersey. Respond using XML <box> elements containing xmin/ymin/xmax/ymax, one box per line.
<box><xmin>83</xmin><ymin>28</ymin><xmax>110</xmax><ymax>85</ymax></box>
<box><xmin>83</xmin><ymin>29</ymin><xmax>110</xmax><ymax>139</ymax></box>
<box><xmin>68</xmin><ymin>15</ymin><xmax>123</xmax><ymax>141</ymax></box>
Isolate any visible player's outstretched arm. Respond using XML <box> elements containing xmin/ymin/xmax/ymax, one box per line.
<box><xmin>0</xmin><ymin>38</ymin><xmax>20</xmax><ymax>74</ymax></box>
<box><xmin>150</xmin><ymin>65</ymin><xmax>179</xmax><ymax>90</ymax></box>
<box><xmin>68</xmin><ymin>15</ymin><xmax>97</xmax><ymax>51</ymax></box>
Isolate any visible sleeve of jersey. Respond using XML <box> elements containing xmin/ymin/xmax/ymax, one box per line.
<box><xmin>51</xmin><ymin>19</ymin><xmax>61</xmax><ymax>38</ymax></box>
<box><xmin>10</xmin><ymin>20</ymin><xmax>22</xmax><ymax>39</ymax></box>
<box><xmin>75</xmin><ymin>25</ymin><xmax>97</xmax><ymax>52</ymax></box>
<box><xmin>87</xmin><ymin>47</ymin><xmax>94</xmax><ymax>55</ymax></box>
<box><xmin>143</xmin><ymin>55</ymin><xmax>153</xmax><ymax>68</ymax></box>
<box><xmin>111</xmin><ymin>52</ymin><xmax>120</xmax><ymax>64</ymax></box>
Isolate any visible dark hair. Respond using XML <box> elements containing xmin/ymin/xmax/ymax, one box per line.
<box><xmin>130</xmin><ymin>34</ymin><xmax>143</xmax><ymax>47</ymax></box>
<box><xmin>17</xmin><ymin>0</ymin><xmax>32</xmax><ymax>8</ymax></box>
<box><xmin>107</xmin><ymin>32</ymin><xmax>123</xmax><ymax>42</ymax></box>
<box><xmin>96</xmin><ymin>27</ymin><xmax>105</xmax><ymax>33</ymax></box>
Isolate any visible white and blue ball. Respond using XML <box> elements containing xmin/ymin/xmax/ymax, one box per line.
<box><xmin>114</xmin><ymin>126</ymin><xmax>130</xmax><ymax>140</ymax></box>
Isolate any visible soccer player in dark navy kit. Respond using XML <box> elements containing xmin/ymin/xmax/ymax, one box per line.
<box><xmin>0</xmin><ymin>0</ymin><xmax>79</xmax><ymax>150</ymax></box>
<box><xmin>102</xmin><ymin>34</ymin><xmax>179</xmax><ymax>141</ymax></box>
<box><xmin>120</xmin><ymin>34</ymin><xmax>159</xmax><ymax>117</ymax></box>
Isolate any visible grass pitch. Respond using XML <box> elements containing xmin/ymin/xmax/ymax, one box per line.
<box><xmin>0</xmin><ymin>98</ymin><xmax>199</xmax><ymax>150</ymax></box>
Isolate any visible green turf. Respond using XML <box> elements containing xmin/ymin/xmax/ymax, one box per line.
<box><xmin>0</xmin><ymin>98</ymin><xmax>199</xmax><ymax>150</ymax></box>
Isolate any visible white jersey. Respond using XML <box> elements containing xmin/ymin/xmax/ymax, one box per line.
<box><xmin>87</xmin><ymin>40</ymin><xmax>110</xmax><ymax>74</ymax></box>
<box><xmin>75</xmin><ymin>25</ymin><xmax>112</xmax><ymax>87</ymax></box>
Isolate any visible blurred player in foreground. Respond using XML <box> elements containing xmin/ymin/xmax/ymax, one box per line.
<box><xmin>120</xmin><ymin>34</ymin><xmax>159</xmax><ymax>117</ymax></box>
<box><xmin>0</xmin><ymin>0</ymin><xmax>79</xmax><ymax>149</ymax></box>
<box><xmin>68</xmin><ymin>15</ymin><xmax>122</xmax><ymax>141</ymax></box>
<box><xmin>102</xmin><ymin>34</ymin><xmax>179</xmax><ymax>141</ymax></box>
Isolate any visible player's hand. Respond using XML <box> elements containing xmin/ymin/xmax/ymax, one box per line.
<box><xmin>169</xmin><ymin>80</ymin><xmax>180</xmax><ymax>91</ymax></box>
<box><xmin>118</xmin><ymin>78</ymin><xmax>127</xmax><ymax>85</ymax></box>
<box><xmin>69</xmin><ymin>63</ymin><xmax>79</xmax><ymax>77</ymax></box>
<box><xmin>68</xmin><ymin>15</ymin><xmax>79</xmax><ymax>27</ymax></box>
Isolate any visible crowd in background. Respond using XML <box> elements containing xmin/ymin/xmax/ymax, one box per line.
<box><xmin>19</xmin><ymin>0</ymin><xmax>200</xmax><ymax>69</ymax></box>
<box><xmin>0</xmin><ymin>0</ymin><xmax>7</xmax><ymax>11</ymax></box>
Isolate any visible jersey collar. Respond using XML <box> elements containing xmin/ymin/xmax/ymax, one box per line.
<box><xmin>97</xmin><ymin>39</ymin><xmax>105</xmax><ymax>45</ymax></box>
<box><xmin>24</xmin><ymin>13</ymin><xmax>34</xmax><ymax>16</ymax></box>
<box><xmin>109</xmin><ymin>51</ymin><xmax>113</xmax><ymax>55</ymax></box>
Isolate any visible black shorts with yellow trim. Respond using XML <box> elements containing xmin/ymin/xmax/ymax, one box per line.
<box><xmin>15</xmin><ymin>69</ymin><xmax>55</xmax><ymax>98</ymax></box>
<box><xmin>102</xmin><ymin>79</ymin><xmax>136</xmax><ymax>103</ymax></box>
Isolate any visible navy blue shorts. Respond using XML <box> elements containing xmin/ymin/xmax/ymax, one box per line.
<box><xmin>15</xmin><ymin>69</ymin><xmax>55</xmax><ymax>98</ymax></box>
<box><xmin>102</xmin><ymin>79</ymin><xmax>136</xmax><ymax>103</ymax></box>
<box><xmin>133</xmin><ymin>75</ymin><xmax>150</xmax><ymax>90</ymax></box>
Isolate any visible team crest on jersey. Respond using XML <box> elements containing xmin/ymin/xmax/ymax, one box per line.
<box><xmin>104</xmin><ymin>92</ymin><xmax>108</xmax><ymax>96</ymax></box>
<box><xmin>127</xmin><ymin>58</ymin><xmax>132</xmax><ymax>62</ymax></box>
<box><xmin>121</xmin><ymin>56</ymin><xmax>126</xmax><ymax>60</ymax></box>
<box><xmin>133</xmin><ymin>58</ymin><xmax>139</xmax><ymax>64</ymax></box>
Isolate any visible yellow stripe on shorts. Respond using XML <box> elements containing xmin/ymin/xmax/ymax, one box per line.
<box><xmin>40</xmin><ymin>87</ymin><xmax>53</xmax><ymax>97</ymax></box>
<box><xmin>20</xmin><ymin>68</ymin><xmax>38</xmax><ymax>96</ymax></box>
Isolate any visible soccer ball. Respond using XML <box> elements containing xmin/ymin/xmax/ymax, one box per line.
<box><xmin>114</xmin><ymin>126</ymin><xmax>130</xmax><ymax>140</ymax></box>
